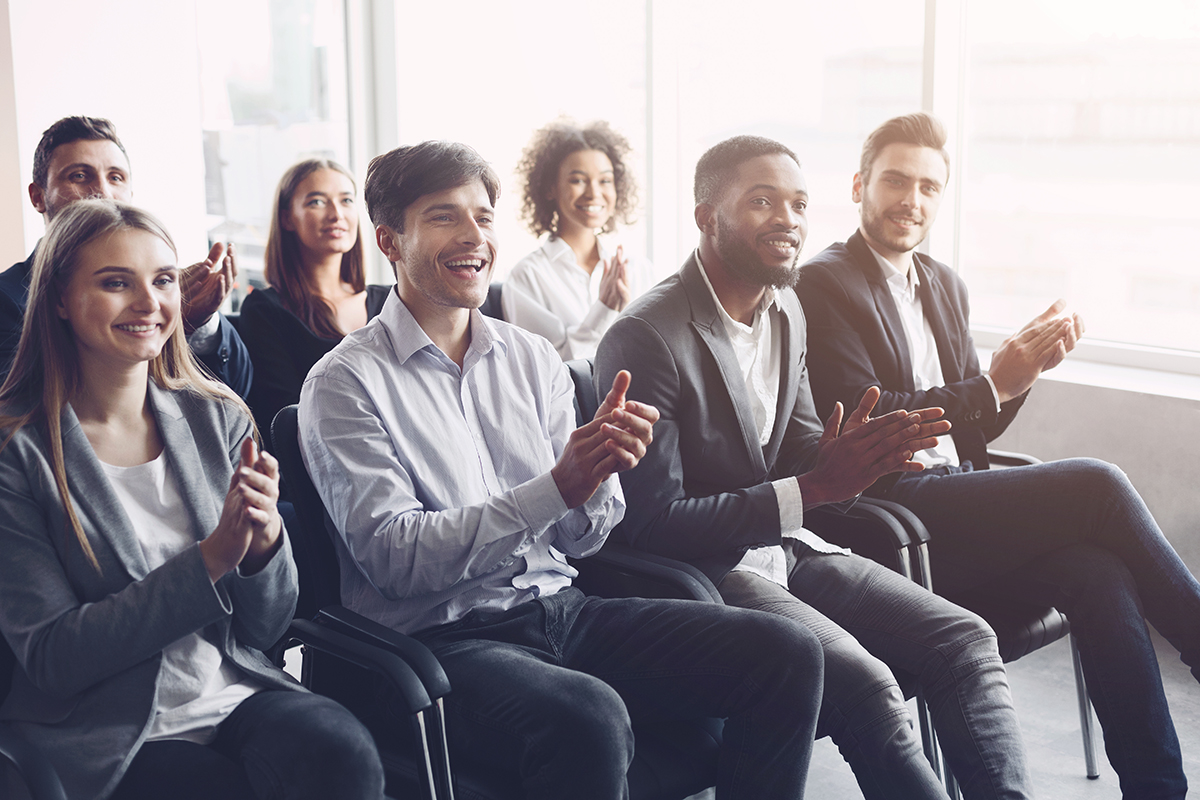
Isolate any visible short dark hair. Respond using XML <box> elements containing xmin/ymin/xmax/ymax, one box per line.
<box><xmin>694</xmin><ymin>135</ymin><xmax>800</xmax><ymax>206</ymax></box>
<box><xmin>364</xmin><ymin>141</ymin><xmax>500</xmax><ymax>233</ymax></box>
<box><xmin>860</xmin><ymin>112</ymin><xmax>949</xmax><ymax>181</ymax></box>
<box><xmin>31</xmin><ymin>116</ymin><xmax>128</xmax><ymax>188</ymax></box>
<box><xmin>516</xmin><ymin>119</ymin><xmax>637</xmax><ymax>237</ymax></box>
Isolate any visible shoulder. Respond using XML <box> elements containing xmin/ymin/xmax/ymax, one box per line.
<box><xmin>506</xmin><ymin>241</ymin><xmax>557</xmax><ymax>282</ymax></box>
<box><xmin>238</xmin><ymin>286</ymin><xmax>285</xmax><ymax>316</ymax></box>
<box><xmin>155</xmin><ymin>382</ymin><xmax>251</xmax><ymax>444</ymax></box>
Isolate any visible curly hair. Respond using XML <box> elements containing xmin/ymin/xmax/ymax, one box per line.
<box><xmin>516</xmin><ymin>120</ymin><xmax>638</xmax><ymax>238</ymax></box>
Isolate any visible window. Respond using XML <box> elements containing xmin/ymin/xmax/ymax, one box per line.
<box><xmin>953</xmin><ymin>1</ymin><xmax>1200</xmax><ymax>360</ymax></box>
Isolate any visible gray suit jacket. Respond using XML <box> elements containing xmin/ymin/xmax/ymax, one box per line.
<box><xmin>0</xmin><ymin>382</ymin><xmax>299</xmax><ymax>800</ymax></box>
<box><xmin>595</xmin><ymin>254</ymin><xmax>826</xmax><ymax>584</ymax></box>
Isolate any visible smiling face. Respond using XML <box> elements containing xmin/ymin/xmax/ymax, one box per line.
<box><xmin>30</xmin><ymin>139</ymin><xmax>133</xmax><ymax>221</ymax></box>
<box><xmin>283</xmin><ymin>167</ymin><xmax>359</xmax><ymax>265</ymax></box>
<box><xmin>854</xmin><ymin>142</ymin><xmax>947</xmax><ymax>263</ymax></box>
<box><xmin>376</xmin><ymin>179</ymin><xmax>498</xmax><ymax>321</ymax></box>
<box><xmin>703</xmin><ymin>153</ymin><xmax>809</xmax><ymax>289</ymax></box>
<box><xmin>56</xmin><ymin>227</ymin><xmax>179</xmax><ymax>372</ymax></box>
<box><xmin>549</xmin><ymin>149</ymin><xmax>616</xmax><ymax>238</ymax></box>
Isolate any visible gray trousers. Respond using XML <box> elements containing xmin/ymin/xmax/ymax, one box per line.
<box><xmin>720</xmin><ymin>543</ymin><xmax>1031</xmax><ymax>800</ymax></box>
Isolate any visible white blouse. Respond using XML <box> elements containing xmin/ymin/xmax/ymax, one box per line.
<box><xmin>502</xmin><ymin>236</ymin><xmax>653</xmax><ymax>360</ymax></box>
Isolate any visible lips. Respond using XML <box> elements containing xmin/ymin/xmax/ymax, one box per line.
<box><xmin>444</xmin><ymin>257</ymin><xmax>487</xmax><ymax>273</ymax></box>
<box><xmin>759</xmin><ymin>233</ymin><xmax>801</xmax><ymax>257</ymax></box>
<box><xmin>114</xmin><ymin>322</ymin><xmax>159</xmax><ymax>333</ymax></box>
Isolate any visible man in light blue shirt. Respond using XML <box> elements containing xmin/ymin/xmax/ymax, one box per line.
<box><xmin>299</xmin><ymin>140</ymin><xmax>825</xmax><ymax>798</ymax></box>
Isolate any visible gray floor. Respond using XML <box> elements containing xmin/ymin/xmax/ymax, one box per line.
<box><xmin>804</xmin><ymin>629</ymin><xmax>1200</xmax><ymax>798</ymax></box>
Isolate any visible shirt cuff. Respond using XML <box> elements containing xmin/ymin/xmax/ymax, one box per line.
<box><xmin>514</xmin><ymin>471</ymin><xmax>571</xmax><ymax>530</ymax></box>
<box><xmin>982</xmin><ymin>372</ymin><xmax>1002</xmax><ymax>412</ymax></box>
<box><xmin>772</xmin><ymin>477</ymin><xmax>805</xmax><ymax>539</ymax></box>
<box><xmin>186</xmin><ymin>313</ymin><xmax>222</xmax><ymax>356</ymax></box>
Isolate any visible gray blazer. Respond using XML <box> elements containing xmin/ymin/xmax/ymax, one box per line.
<box><xmin>594</xmin><ymin>253</ymin><xmax>826</xmax><ymax>584</ymax></box>
<box><xmin>0</xmin><ymin>382</ymin><xmax>299</xmax><ymax>800</ymax></box>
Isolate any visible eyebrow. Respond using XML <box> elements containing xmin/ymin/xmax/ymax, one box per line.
<box><xmin>419</xmin><ymin>202</ymin><xmax>493</xmax><ymax>215</ymax></box>
<box><xmin>59</xmin><ymin>162</ymin><xmax>127</xmax><ymax>174</ymax></box>
<box><xmin>745</xmin><ymin>183</ymin><xmax>809</xmax><ymax>198</ymax></box>
<box><xmin>881</xmin><ymin>168</ymin><xmax>942</xmax><ymax>188</ymax></box>
<box><xmin>567</xmin><ymin>169</ymin><xmax>614</xmax><ymax>176</ymax></box>
<box><xmin>304</xmin><ymin>191</ymin><xmax>353</xmax><ymax>199</ymax></box>
<box><xmin>91</xmin><ymin>265</ymin><xmax>177</xmax><ymax>275</ymax></box>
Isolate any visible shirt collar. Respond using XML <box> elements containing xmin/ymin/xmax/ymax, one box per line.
<box><xmin>379</xmin><ymin>287</ymin><xmax>505</xmax><ymax>367</ymax></box>
<box><xmin>545</xmin><ymin>235</ymin><xmax>611</xmax><ymax>269</ymax></box>
<box><xmin>694</xmin><ymin>249</ymin><xmax>778</xmax><ymax>334</ymax></box>
<box><xmin>865</xmin><ymin>242</ymin><xmax>920</xmax><ymax>299</ymax></box>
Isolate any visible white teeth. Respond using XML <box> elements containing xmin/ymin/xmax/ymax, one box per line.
<box><xmin>117</xmin><ymin>324</ymin><xmax>156</xmax><ymax>332</ymax></box>
<box><xmin>445</xmin><ymin>259</ymin><xmax>484</xmax><ymax>271</ymax></box>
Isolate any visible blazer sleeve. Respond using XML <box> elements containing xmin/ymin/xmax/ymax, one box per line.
<box><xmin>798</xmin><ymin>262</ymin><xmax>1024</xmax><ymax>441</ymax></box>
<box><xmin>196</xmin><ymin>314</ymin><xmax>254</xmax><ymax>401</ymax></box>
<box><xmin>0</xmin><ymin>443</ymin><xmax>231</xmax><ymax>699</ymax></box>
<box><xmin>239</xmin><ymin>293</ymin><xmax>307</xmax><ymax>434</ymax></box>
<box><xmin>595</xmin><ymin>314</ymin><xmax>781</xmax><ymax>563</ymax></box>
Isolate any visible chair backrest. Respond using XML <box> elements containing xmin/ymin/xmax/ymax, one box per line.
<box><xmin>564</xmin><ymin>358</ymin><xmax>598</xmax><ymax>425</ymax></box>
<box><xmin>478</xmin><ymin>282</ymin><xmax>504</xmax><ymax>321</ymax></box>
<box><xmin>271</xmin><ymin>405</ymin><xmax>341</xmax><ymax>621</ymax></box>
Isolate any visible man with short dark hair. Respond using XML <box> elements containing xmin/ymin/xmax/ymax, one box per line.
<box><xmin>0</xmin><ymin>116</ymin><xmax>251</xmax><ymax>395</ymax></box>
<box><xmin>596</xmin><ymin>134</ymin><xmax>1034</xmax><ymax>799</ymax></box>
<box><xmin>798</xmin><ymin>111</ymin><xmax>1200</xmax><ymax>798</ymax></box>
<box><xmin>299</xmin><ymin>140</ymin><xmax>825</xmax><ymax>799</ymax></box>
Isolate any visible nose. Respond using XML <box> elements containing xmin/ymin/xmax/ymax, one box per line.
<box><xmin>901</xmin><ymin>183</ymin><xmax>921</xmax><ymax>208</ymax></box>
<box><xmin>772</xmin><ymin>204</ymin><xmax>801</xmax><ymax>230</ymax></box>
<box><xmin>459</xmin><ymin>217</ymin><xmax>484</xmax><ymax>247</ymax></box>
<box><xmin>131</xmin><ymin>280</ymin><xmax>159</xmax><ymax>312</ymax></box>
<box><xmin>325</xmin><ymin>201</ymin><xmax>342</xmax><ymax>221</ymax></box>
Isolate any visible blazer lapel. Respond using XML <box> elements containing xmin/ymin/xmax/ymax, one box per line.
<box><xmin>60</xmin><ymin>405</ymin><xmax>150</xmax><ymax>578</ymax></box>
<box><xmin>847</xmin><ymin>232</ymin><xmax>916</xmax><ymax>392</ymax></box>
<box><xmin>914</xmin><ymin>257</ymin><xmax>963</xmax><ymax>383</ymax></box>
<box><xmin>680</xmin><ymin>257</ymin><xmax>769</xmax><ymax>475</ymax></box>
<box><xmin>148</xmin><ymin>383</ymin><xmax>221</xmax><ymax>546</ymax></box>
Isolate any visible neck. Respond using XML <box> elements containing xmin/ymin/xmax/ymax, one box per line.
<box><xmin>306</xmin><ymin>252</ymin><xmax>352</xmax><ymax>298</ymax></box>
<box><xmin>697</xmin><ymin>240</ymin><xmax>766</xmax><ymax>326</ymax></box>
<box><xmin>859</xmin><ymin>227</ymin><xmax>914</xmax><ymax>276</ymax></box>
<box><xmin>556</xmin><ymin>225</ymin><xmax>601</xmax><ymax>273</ymax></box>
<box><xmin>396</xmin><ymin>286</ymin><xmax>472</xmax><ymax>368</ymax></box>
<box><xmin>71</xmin><ymin>359</ymin><xmax>150</xmax><ymax>426</ymax></box>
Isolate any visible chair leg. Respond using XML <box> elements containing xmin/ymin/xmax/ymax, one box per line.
<box><xmin>431</xmin><ymin>697</ymin><xmax>456</xmax><ymax>800</ymax></box>
<box><xmin>916</xmin><ymin>691</ymin><xmax>942</xmax><ymax>781</ymax></box>
<box><xmin>410</xmin><ymin>709</ymin><xmax>440</xmax><ymax>800</ymax></box>
<box><xmin>1069</xmin><ymin>633</ymin><xmax>1101</xmax><ymax>779</ymax></box>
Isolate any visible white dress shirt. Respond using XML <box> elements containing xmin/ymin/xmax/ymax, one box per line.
<box><xmin>503</xmin><ymin>236</ymin><xmax>653</xmax><ymax>360</ymax></box>
<box><xmin>299</xmin><ymin>289</ymin><xmax>624</xmax><ymax>635</ymax></box>
<box><xmin>866</xmin><ymin>244</ymin><xmax>967</xmax><ymax>468</ymax></box>
<box><xmin>695</xmin><ymin>255</ymin><xmax>845</xmax><ymax>590</ymax></box>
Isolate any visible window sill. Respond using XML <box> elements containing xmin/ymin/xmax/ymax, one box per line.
<box><xmin>975</xmin><ymin>347</ymin><xmax>1200</xmax><ymax>402</ymax></box>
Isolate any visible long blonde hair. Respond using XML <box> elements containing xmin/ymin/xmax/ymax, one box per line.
<box><xmin>0</xmin><ymin>199</ymin><xmax>253</xmax><ymax>571</ymax></box>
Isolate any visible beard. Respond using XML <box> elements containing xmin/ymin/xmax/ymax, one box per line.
<box><xmin>714</xmin><ymin>215</ymin><xmax>802</xmax><ymax>289</ymax></box>
<box><xmin>859</xmin><ymin>192</ymin><xmax>929</xmax><ymax>256</ymax></box>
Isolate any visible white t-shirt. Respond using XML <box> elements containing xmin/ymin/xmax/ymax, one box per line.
<box><xmin>101</xmin><ymin>451</ymin><xmax>259</xmax><ymax>745</ymax></box>
<box><xmin>502</xmin><ymin>236</ymin><xmax>653</xmax><ymax>360</ymax></box>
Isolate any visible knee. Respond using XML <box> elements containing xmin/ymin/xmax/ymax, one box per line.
<box><xmin>279</xmin><ymin>695</ymin><xmax>385</xmax><ymax>799</ymax></box>
<box><xmin>738</xmin><ymin>612</ymin><xmax>824</xmax><ymax>713</ymax></box>
<box><xmin>819</xmin><ymin>636</ymin><xmax>911</xmax><ymax>736</ymax></box>
<box><xmin>537</xmin><ymin>674</ymin><xmax>635</xmax><ymax>768</ymax></box>
<box><xmin>1047</xmin><ymin>545</ymin><xmax>1141</xmax><ymax>618</ymax></box>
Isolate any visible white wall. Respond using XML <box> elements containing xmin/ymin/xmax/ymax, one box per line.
<box><xmin>2</xmin><ymin>0</ymin><xmax>209</xmax><ymax>265</ymax></box>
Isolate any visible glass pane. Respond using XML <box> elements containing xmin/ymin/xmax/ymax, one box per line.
<box><xmin>391</xmin><ymin>0</ymin><xmax>649</xmax><ymax>277</ymax></box>
<box><xmin>959</xmin><ymin>1</ymin><xmax>1200</xmax><ymax>351</ymax></box>
<box><xmin>197</xmin><ymin>0</ymin><xmax>351</xmax><ymax>305</ymax></box>
<box><xmin>672</xmin><ymin>0</ymin><xmax>924</xmax><ymax>270</ymax></box>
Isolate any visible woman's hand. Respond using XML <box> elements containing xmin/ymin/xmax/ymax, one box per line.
<box><xmin>199</xmin><ymin>438</ymin><xmax>283</xmax><ymax>582</ymax></box>
<box><xmin>598</xmin><ymin>245</ymin><xmax>632</xmax><ymax>312</ymax></box>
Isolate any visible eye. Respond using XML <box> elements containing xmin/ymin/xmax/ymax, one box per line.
<box><xmin>793</xmin><ymin>201</ymin><xmax>808</xmax><ymax>212</ymax></box>
<box><xmin>102</xmin><ymin>278</ymin><xmax>128</xmax><ymax>289</ymax></box>
<box><xmin>154</xmin><ymin>274</ymin><xmax>177</xmax><ymax>286</ymax></box>
<box><xmin>69</xmin><ymin>171</ymin><xmax>89</xmax><ymax>182</ymax></box>
<box><xmin>340</xmin><ymin>197</ymin><xmax>355</xmax><ymax>205</ymax></box>
<box><xmin>751</xmin><ymin>197</ymin><xmax>769</xmax><ymax>207</ymax></box>
<box><xmin>108</xmin><ymin>172</ymin><xmax>126</xmax><ymax>184</ymax></box>
<box><xmin>306</xmin><ymin>198</ymin><xmax>326</xmax><ymax>207</ymax></box>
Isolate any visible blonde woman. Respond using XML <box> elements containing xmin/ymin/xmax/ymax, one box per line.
<box><xmin>0</xmin><ymin>199</ymin><xmax>383</xmax><ymax>800</ymax></box>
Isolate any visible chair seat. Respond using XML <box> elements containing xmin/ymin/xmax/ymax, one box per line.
<box><xmin>950</xmin><ymin>594</ymin><xmax>1070</xmax><ymax>663</ymax></box>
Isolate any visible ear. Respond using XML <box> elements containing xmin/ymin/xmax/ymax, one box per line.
<box><xmin>280</xmin><ymin>208</ymin><xmax>296</xmax><ymax>232</ymax></box>
<box><xmin>375</xmin><ymin>225</ymin><xmax>402</xmax><ymax>263</ymax></box>
<box><xmin>694</xmin><ymin>203</ymin><xmax>716</xmax><ymax>236</ymax></box>
<box><xmin>56</xmin><ymin>293</ymin><xmax>70</xmax><ymax>321</ymax></box>
<box><xmin>29</xmin><ymin>183</ymin><xmax>47</xmax><ymax>215</ymax></box>
<box><xmin>851</xmin><ymin>172</ymin><xmax>864</xmax><ymax>204</ymax></box>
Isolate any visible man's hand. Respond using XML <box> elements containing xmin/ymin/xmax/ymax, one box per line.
<box><xmin>181</xmin><ymin>242</ymin><xmax>237</xmax><ymax>334</ymax></box>
<box><xmin>551</xmin><ymin>369</ymin><xmax>659</xmax><ymax>508</ymax></box>
<box><xmin>796</xmin><ymin>386</ymin><xmax>950</xmax><ymax>508</ymax></box>
<box><xmin>989</xmin><ymin>299</ymin><xmax>1083</xmax><ymax>403</ymax></box>
<box><xmin>598</xmin><ymin>245</ymin><xmax>632</xmax><ymax>312</ymax></box>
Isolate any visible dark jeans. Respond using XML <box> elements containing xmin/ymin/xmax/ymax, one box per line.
<box><xmin>721</xmin><ymin>548</ymin><xmax>1029</xmax><ymax>800</ymax></box>
<box><xmin>400</xmin><ymin>587</ymin><xmax>823</xmax><ymax>800</ymax></box>
<box><xmin>110</xmin><ymin>690</ymin><xmax>384</xmax><ymax>800</ymax></box>
<box><xmin>883</xmin><ymin>457</ymin><xmax>1200</xmax><ymax>800</ymax></box>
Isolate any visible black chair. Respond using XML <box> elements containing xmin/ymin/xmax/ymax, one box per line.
<box><xmin>271</xmin><ymin>404</ymin><xmax>723</xmax><ymax>800</ymax></box>
<box><xmin>478</xmin><ymin>283</ymin><xmax>504</xmax><ymax>321</ymax></box>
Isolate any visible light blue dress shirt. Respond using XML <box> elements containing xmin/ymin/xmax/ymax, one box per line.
<box><xmin>298</xmin><ymin>289</ymin><xmax>623</xmax><ymax>635</ymax></box>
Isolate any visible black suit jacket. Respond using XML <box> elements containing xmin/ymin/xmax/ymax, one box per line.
<box><xmin>595</xmin><ymin>253</ymin><xmax>825</xmax><ymax>584</ymax></box>
<box><xmin>0</xmin><ymin>248</ymin><xmax>253</xmax><ymax>398</ymax></box>
<box><xmin>797</xmin><ymin>230</ymin><xmax>1026</xmax><ymax>472</ymax></box>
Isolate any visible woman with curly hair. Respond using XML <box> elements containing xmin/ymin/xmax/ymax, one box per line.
<box><xmin>239</xmin><ymin>158</ymin><xmax>389</xmax><ymax>433</ymax></box>
<box><xmin>503</xmin><ymin>120</ymin><xmax>652</xmax><ymax>360</ymax></box>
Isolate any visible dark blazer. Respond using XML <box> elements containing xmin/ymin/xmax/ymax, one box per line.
<box><xmin>0</xmin><ymin>383</ymin><xmax>300</xmax><ymax>800</ymax></box>
<box><xmin>0</xmin><ymin>250</ymin><xmax>254</xmax><ymax>399</ymax></box>
<box><xmin>239</xmin><ymin>284</ymin><xmax>390</xmax><ymax>434</ymax></box>
<box><xmin>797</xmin><ymin>230</ymin><xmax>1026</xmax><ymax>472</ymax></box>
<box><xmin>595</xmin><ymin>253</ymin><xmax>824</xmax><ymax>585</ymax></box>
